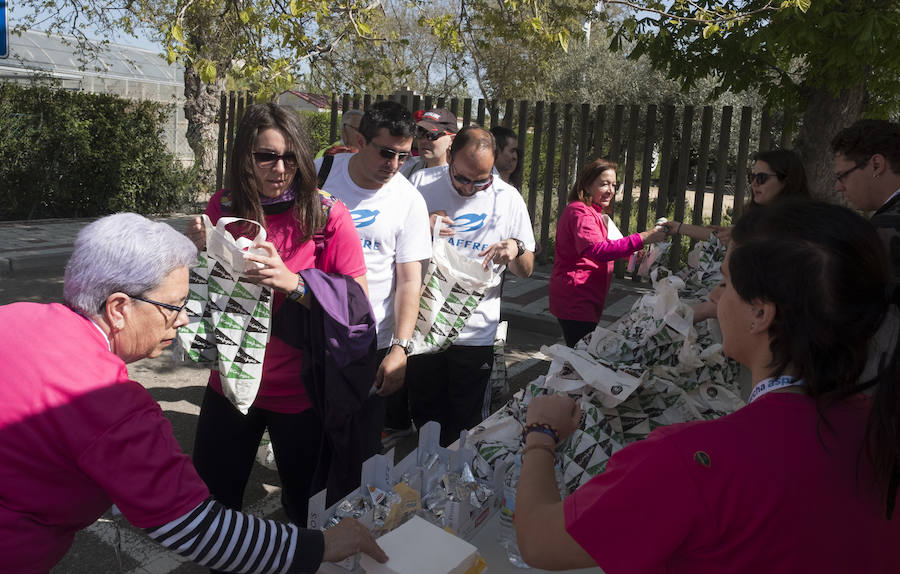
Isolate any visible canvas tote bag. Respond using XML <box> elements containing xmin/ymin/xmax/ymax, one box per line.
<box><xmin>411</xmin><ymin>218</ymin><xmax>503</xmax><ymax>354</ymax></box>
<box><xmin>176</xmin><ymin>215</ymin><xmax>273</xmax><ymax>414</ymax></box>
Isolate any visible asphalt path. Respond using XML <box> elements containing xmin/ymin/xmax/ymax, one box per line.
<box><xmin>0</xmin><ymin>267</ymin><xmax>556</xmax><ymax>574</ymax></box>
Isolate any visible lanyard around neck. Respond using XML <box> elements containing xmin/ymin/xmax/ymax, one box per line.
<box><xmin>748</xmin><ymin>375</ymin><xmax>804</xmax><ymax>404</ymax></box>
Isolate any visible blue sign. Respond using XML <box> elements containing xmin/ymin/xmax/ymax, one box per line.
<box><xmin>1</xmin><ymin>0</ymin><xmax>7</xmax><ymax>59</ymax></box>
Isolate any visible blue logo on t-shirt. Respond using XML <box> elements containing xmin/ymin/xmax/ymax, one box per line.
<box><xmin>352</xmin><ymin>209</ymin><xmax>380</xmax><ymax>228</ymax></box>
<box><xmin>451</xmin><ymin>213</ymin><xmax>486</xmax><ymax>232</ymax></box>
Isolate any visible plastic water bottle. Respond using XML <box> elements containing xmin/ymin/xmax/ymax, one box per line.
<box><xmin>499</xmin><ymin>455</ymin><xmax>528</xmax><ymax>568</ymax></box>
<box><xmin>499</xmin><ymin>454</ymin><xmax>568</xmax><ymax>568</ymax></box>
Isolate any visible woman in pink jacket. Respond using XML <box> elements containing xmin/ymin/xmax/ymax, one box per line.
<box><xmin>550</xmin><ymin>158</ymin><xmax>667</xmax><ymax>346</ymax></box>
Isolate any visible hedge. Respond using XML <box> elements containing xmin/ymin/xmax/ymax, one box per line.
<box><xmin>0</xmin><ymin>83</ymin><xmax>198</xmax><ymax>220</ymax></box>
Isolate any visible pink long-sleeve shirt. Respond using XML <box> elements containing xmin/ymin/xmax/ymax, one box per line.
<box><xmin>549</xmin><ymin>201</ymin><xmax>643</xmax><ymax>322</ymax></box>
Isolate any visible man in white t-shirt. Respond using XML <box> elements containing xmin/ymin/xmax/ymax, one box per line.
<box><xmin>315</xmin><ymin>101</ymin><xmax>432</xmax><ymax>447</ymax></box>
<box><xmin>399</xmin><ymin>108</ymin><xmax>458</xmax><ymax>180</ymax></box>
<box><xmin>407</xmin><ymin>126</ymin><xmax>536</xmax><ymax>446</ymax></box>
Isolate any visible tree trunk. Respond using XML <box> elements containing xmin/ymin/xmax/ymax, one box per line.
<box><xmin>796</xmin><ymin>85</ymin><xmax>866</xmax><ymax>204</ymax></box>
<box><xmin>184</xmin><ymin>67</ymin><xmax>226</xmax><ymax>194</ymax></box>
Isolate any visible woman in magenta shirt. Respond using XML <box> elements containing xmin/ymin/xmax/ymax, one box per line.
<box><xmin>186</xmin><ymin>103</ymin><xmax>368</xmax><ymax>536</ymax></box>
<box><xmin>516</xmin><ymin>200</ymin><xmax>900</xmax><ymax>573</ymax></box>
<box><xmin>549</xmin><ymin>158</ymin><xmax>667</xmax><ymax>346</ymax></box>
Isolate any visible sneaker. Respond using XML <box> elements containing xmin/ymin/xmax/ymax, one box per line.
<box><xmin>381</xmin><ymin>424</ymin><xmax>415</xmax><ymax>450</ymax></box>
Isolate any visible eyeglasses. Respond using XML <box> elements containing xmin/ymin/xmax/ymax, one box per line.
<box><xmin>747</xmin><ymin>171</ymin><xmax>780</xmax><ymax>185</ymax></box>
<box><xmin>451</xmin><ymin>166</ymin><xmax>493</xmax><ymax>191</ymax></box>
<box><xmin>835</xmin><ymin>159</ymin><xmax>869</xmax><ymax>184</ymax></box>
<box><xmin>252</xmin><ymin>151</ymin><xmax>298</xmax><ymax>169</ymax></box>
<box><xmin>130</xmin><ymin>295</ymin><xmax>188</xmax><ymax>316</ymax></box>
<box><xmin>368</xmin><ymin>141</ymin><xmax>411</xmax><ymax>162</ymax></box>
<box><xmin>417</xmin><ymin>128</ymin><xmax>449</xmax><ymax>141</ymax></box>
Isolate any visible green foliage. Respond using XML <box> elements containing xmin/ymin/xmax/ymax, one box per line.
<box><xmin>295</xmin><ymin>110</ymin><xmax>333</xmax><ymax>152</ymax></box>
<box><xmin>614</xmin><ymin>0</ymin><xmax>900</xmax><ymax>117</ymax></box>
<box><xmin>0</xmin><ymin>83</ymin><xmax>197</xmax><ymax>220</ymax></box>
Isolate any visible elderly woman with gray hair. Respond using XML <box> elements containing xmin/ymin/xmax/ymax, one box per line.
<box><xmin>0</xmin><ymin>213</ymin><xmax>386</xmax><ymax>573</ymax></box>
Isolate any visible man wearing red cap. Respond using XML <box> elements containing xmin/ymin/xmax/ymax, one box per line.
<box><xmin>400</xmin><ymin>108</ymin><xmax>459</xmax><ymax>180</ymax></box>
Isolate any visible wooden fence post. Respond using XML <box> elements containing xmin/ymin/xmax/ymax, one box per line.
<box><xmin>514</xmin><ymin>100</ymin><xmax>529</xmax><ymax>191</ymax></box>
<box><xmin>540</xmin><ymin>103</ymin><xmax>559</xmax><ymax>264</ymax></box>
<box><xmin>732</xmin><ymin>107</ymin><xmax>754</xmax><ymax>222</ymax></box>
<box><xmin>527</xmin><ymin>101</ymin><xmax>545</xmax><ymax>228</ymax></box>
<box><xmin>216</xmin><ymin>92</ymin><xmax>227</xmax><ymax>190</ymax></box>
<box><xmin>637</xmin><ymin>105</ymin><xmax>657</xmax><ymax>234</ymax></box>
<box><xmin>668</xmin><ymin>105</ymin><xmax>694</xmax><ymax>270</ymax></box>
<box><xmin>691</xmin><ymin>106</ymin><xmax>714</xmax><ymax>246</ymax></box>
<box><xmin>656</xmin><ymin>105</ymin><xmax>676</xmax><ymax>221</ymax></box>
<box><xmin>712</xmin><ymin>106</ymin><xmax>733</xmax><ymax>226</ymax></box>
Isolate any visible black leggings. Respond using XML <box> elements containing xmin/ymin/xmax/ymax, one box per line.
<box><xmin>192</xmin><ymin>387</ymin><xmax>322</xmax><ymax>529</ymax></box>
<box><xmin>557</xmin><ymin>318</ymin><xmax>598</xmax><ymax>347</ymax></box>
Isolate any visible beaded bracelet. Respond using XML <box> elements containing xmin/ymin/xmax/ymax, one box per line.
<box><xmin>522</xmin><ymin>422</ymin><xmax>560</xmax><ymax>445</ymax></box>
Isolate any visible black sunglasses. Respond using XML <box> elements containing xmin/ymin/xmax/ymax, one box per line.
<box><xmin>252</xmin><ymin>151</ymin><xmax>298</xmax><ymax>169</ymax></box>
<box><xmin>417</xmin><ymin>128</ymin><xmax>449</xmax><ymax>141</ymax></box>
<box><xmin>130</xmin><ymin>295</ymin><xmax>188</xmax><ymax>315</ymax></box>
<box><xmin>451</xmin><ymin>166</ymin><xmax>493</xmax><ymax>191</ymax></box>
<box><xmin>368</xmin><ymin>142</ymin><xmax>411</xmax><ymax>162</ymax></box>
<box><xmin>747</xmin><ymin>171</ymin><xmax>781</xmax><ymax>185</ymax></box>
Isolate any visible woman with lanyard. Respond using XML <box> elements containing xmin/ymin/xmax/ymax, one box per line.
<box><xmin>513</xmin><ymin>198</ymin><xmax>900</xmax><ymax>573</ymax></box>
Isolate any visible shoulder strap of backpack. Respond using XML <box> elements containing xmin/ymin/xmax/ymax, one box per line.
<box><xmin>313</xmin><ymin>190</ymin><xmax>337</xmax><ymax>264</ymax></box>
<box><xmin>317</xmin><ymin>154</ymin><xmax>335</xmax><ymax>189</ymax></box>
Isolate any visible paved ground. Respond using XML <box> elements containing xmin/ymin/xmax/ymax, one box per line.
<box><xmin>0</xmin><ymin>215</ymin><xmax>653</xmax><ymax>573</ymax></box>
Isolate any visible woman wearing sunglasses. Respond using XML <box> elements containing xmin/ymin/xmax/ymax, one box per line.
<box><xmin>517</xmin><ymin>199</ymin><xmax>900</xmax><ymax>573</ymax></box>
<box><xmin>667</xmin><ymin>149</ymin><xmax>811</xmax><ymax>243</ymax></box>
<box><xmin>185</xmin><ymin>103</ymin><xmax>368</xmax><ymax>547</ymax></box>
<box><xmin>549</xmin><ymin>158</ymin><xmax>668</xmax><ymax>347</ymax></box>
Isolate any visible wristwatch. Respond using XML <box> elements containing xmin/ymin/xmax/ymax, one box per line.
<box><xmin>390</xmin><ymin>337</ymin><xmax>413</xmax><ymax>355</ymax></box>
<box><xmin>512</xmin><ymin>238</ymin><xmax>526</xmax><ymax>259</ymax></box>
<box><xmin>286</xmin><ymin>273</ymin><xmax>307</xmax><ymax>302</ymax></box>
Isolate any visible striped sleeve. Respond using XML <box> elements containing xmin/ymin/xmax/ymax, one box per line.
<box><xmin>144</xmin><ymin>498</ymin><xmax>324</xmax><ymax>574</ymax></box>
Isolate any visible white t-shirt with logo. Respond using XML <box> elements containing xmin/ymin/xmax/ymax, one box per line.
<box><xmin>409</xmin><ymin>165</ymin><xmax>536</xmax><ymax>346</ymax></box>
<box><xmin>316</xmin><ymin>153</ymin><xmax>432</xmax><ymax>349</ymax></box>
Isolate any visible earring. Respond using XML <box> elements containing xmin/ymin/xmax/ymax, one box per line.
<box><xmin>750</xmin><ymin>322</ymin><xmax>756</xmax><ymax>330</ymax></box>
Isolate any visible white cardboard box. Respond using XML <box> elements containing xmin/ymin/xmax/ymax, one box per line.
<box><xmin>358</xmin><ymin>515</ymin><xmax>478</xmax><ymax>574</ymax></box>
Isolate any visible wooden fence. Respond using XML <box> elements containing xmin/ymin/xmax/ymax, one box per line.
<box><xmin>216</xmin><ymin>92</ymin><xmax>788</xmax><ymax>272</ymax></box>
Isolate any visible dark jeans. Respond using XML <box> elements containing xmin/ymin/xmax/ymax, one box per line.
<box><xmin>192</xmin><ymin>387</ymin><xmax>322</xmax><ymax>530</ymax></box>
<box><xmin>406</xmin><ymin>345</ymin><xmax>493</xmax><ymax>447</ymax></box>
<box><xmin>558</xmin><ymin>318</ymin><xmax>598</xmax><ymax>347</ymax></box>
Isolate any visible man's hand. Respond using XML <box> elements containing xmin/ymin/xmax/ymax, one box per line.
<box><xmin>375</xmin><ymin>345</ymin><xmax>407</xmax><ymax>397</ymax></box>
<box><xmin>322</xmin><ymin>518</ymin><xmax>388</xmax><ymax>564</ymax></box>
<box><xmin>478</xmin><ymin>238</ymin><xmax>518</xmax><ymax>271</ymax></box>
<box><xmin>430</xmin><ymin>211</ymin><xmax>455</xmax><ymax>237</ymax></box>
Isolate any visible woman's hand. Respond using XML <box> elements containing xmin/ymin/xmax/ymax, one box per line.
<box><xmin>639</xmin><ymin>225</ymin><xmax>668</xmax><ymax>245</ymax></box>
<box><xmin>525</xmin><ymin>394</ymin><xmax>582</xmax><ymax>443</ymax></box>
<box><xmin>710</xmin><ymin>225</ymin><xmax>732</xmax><ymax>245</ymax></box>
<box><xmin>242</xmin><ymin>241</ymin><xmax>300</xmax><ymax>294</ymax></box>
<box><xmin>186</xmin><ymin>216</ymin><xmax>206</xmax><ymax>250</ymax></box>
<box><xmin>322</xmin><ymin>518</ymin><xmax>388</xmax><ymax>564</ymax></box>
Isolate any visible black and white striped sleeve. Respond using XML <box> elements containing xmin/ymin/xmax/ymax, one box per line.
<box><xmin>144</xmin><ymin>498</ymin><xmax>325</xmax><ymax>574</ymax></box>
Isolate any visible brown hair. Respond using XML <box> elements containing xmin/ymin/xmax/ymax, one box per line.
<box><xmin>227</xmin><ymin>103</ymin><xmax>323</xmax><ymax>242</ymax></box>
<box><xmin>568</xmin><ymin>158</ymin><xmax>618</xmax><ymax>205</ymax></box>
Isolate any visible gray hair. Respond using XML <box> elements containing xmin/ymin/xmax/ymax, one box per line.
<box><xmin>64</xmin><ymin>213</ymin><xmax>198</xmax><ymax>315</ymax></box>
<box><xmin>341</xmin><ymin>109</ymin><xmax>364</xmax><ymax>127</ymax></box>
